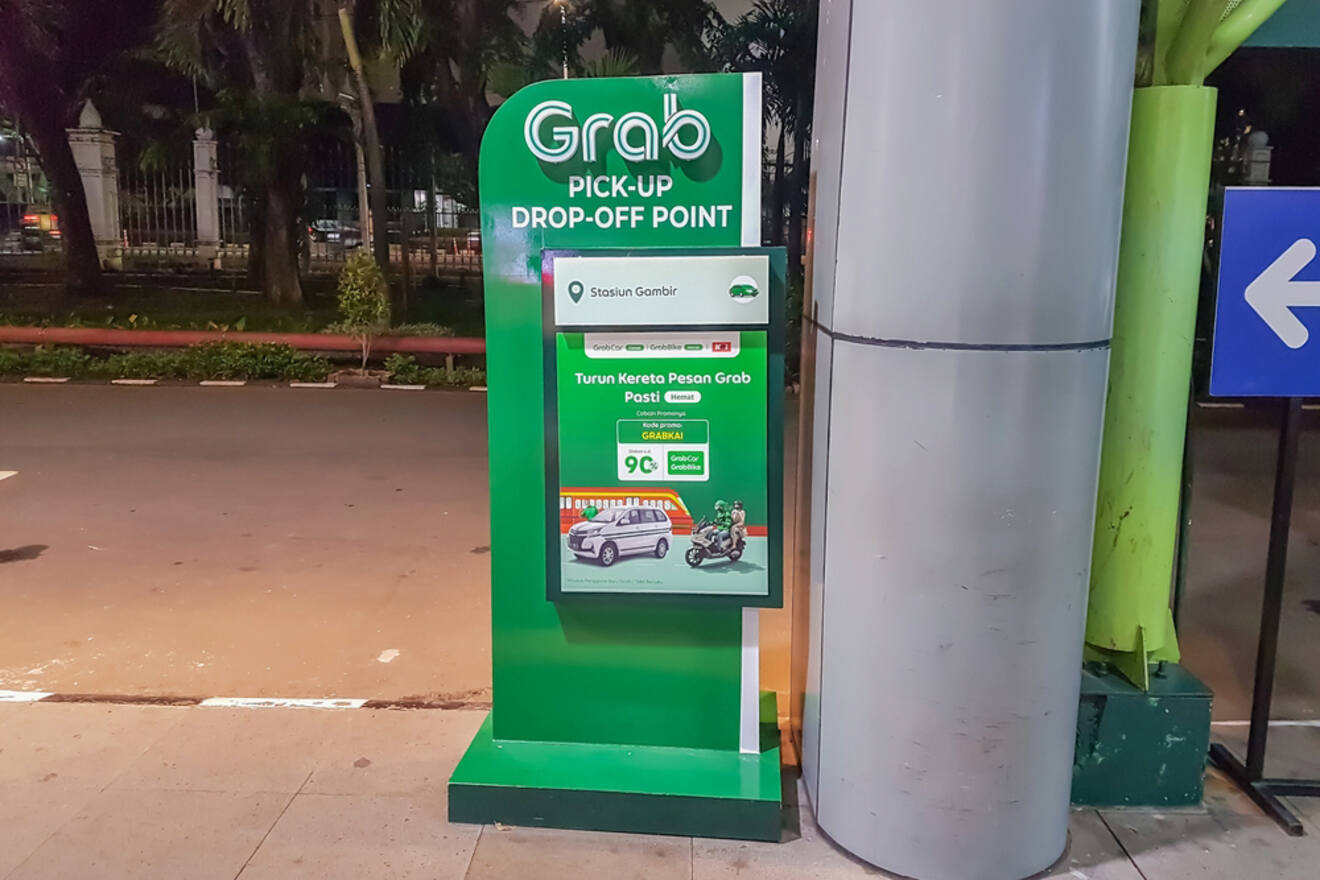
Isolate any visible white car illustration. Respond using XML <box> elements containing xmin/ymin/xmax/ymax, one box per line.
<box><xmin>566</xmin><ymin>506</ymin><xmax>673</xmax><ymax>567</ymax></box>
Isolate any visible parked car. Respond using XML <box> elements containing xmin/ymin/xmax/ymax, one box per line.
<box><xmin>308</xmin><ymin>219</ymin><xmax>360</xmax><ymax>247</ymax></box>
<box><xmin>20</xmin><ymin>211</ymin><xmax>59</xmax><ymax>252</ymax></box>
<box><xmin>566</xmin><ymin>505</ymin><xmax>673</xmax><ymax>567</ymax></box>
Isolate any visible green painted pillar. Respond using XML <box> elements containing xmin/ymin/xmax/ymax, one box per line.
<box><xmin>1085</xmin><ymin>86</ymin><xmax>1218</xmax><ymax>688</ymax></box>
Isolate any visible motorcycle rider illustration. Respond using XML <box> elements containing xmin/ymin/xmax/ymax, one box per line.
<box><xmin>712</xmin><ymin>499</ymin><xmax>733</xmax><ymax>550</ymax></box>
<box><xmin>730</xmin><ymin>500</ymin><xmax>747</xmax><ymax>545</ymax></box>
<box><xmin>685</xmin><ymin>498</ymin><xmax>748</xmax><ymax>567</ymax></box>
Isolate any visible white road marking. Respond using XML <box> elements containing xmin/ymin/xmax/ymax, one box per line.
<box><xmin>376</xmin><ymin>649</ymin><xmax>400</xmax><ymax>664</ymax></box>
<box><xmin>199</xmin><ymin>380</ymin><xmax>247</xmax><ymax>387</ymax></box>
<box><xmin>381</xmin><ymin>384</ymin><xmax>426</xmax><ymax>391</ymax></box>
<box><xmin>111</xmin><ymin>378</ymin><xmax>158</xmax><ymax>386</ymax></box>
<box><xmin>0</xmin><ymin>471</ymin><xmax>16</xmax><ymax>482</ymax></box>
<box><xmin>1212</xmin><ymin>719</ymin><xmax>1320</xmax><ymax>728</ymax></box>
<box><xmin>23</xmin><ymin>377</ymin><xmax>69</xmax><ymax>384</ymax></box>
<box><xmin>0</xmin><ymin>690</ymin><xmax>52</xmax><ymax>702</ymax></box>
<box><xmin>290</xmin><ymin>382</ymin><xmax>337</xmax><ymax>389</ymax></box>
<box><xmin>469</xmin><ymin>386</ymin><xmax>488</xmax><ymax>393</ymax></box>
<box><xmin>199</xmin><ymin>697</ymin><xmax>367</xmax><ymax>710</ymax></box>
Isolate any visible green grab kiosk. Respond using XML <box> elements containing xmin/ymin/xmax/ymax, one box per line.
<box><xmin>448</xmin><ymin>72</ymin><xmax>785</xmax><ymax>842</ymax></box>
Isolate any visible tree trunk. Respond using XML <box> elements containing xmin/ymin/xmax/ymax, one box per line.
<box><xmin>26</xmin><ymin>111</ymin><xmax>102</xmax><ymax>297</ymax></box>
<box><xmin>262</xmin><ymin>174</ymin><xmax>303</xmax><ymax>306</ymax></box>
<box><xmin>427</xmin><ymin>150</ymin><xmax>438</xmax><ymax>278</ymax></box>
<box><xmin>771</xmin><ymin>122</ymin><xmax>787</xmax><ymax>247</ymax></box>
<box><xmin>247</xmin><ymin>196</ymin><xmax>266</xmax><ymax>288</ymax></box>
<box><xmin>339</xmin><ymin>5</ymin><xmax>390</xmax><ymax>271</ymax></box>
<box><xmin>787</xmin><ymin>113</ymin><xmax>809</xmax><ymax>286</ymax></box>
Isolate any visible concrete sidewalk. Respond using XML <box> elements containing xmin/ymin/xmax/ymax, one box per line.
<box><xmin>3</xmin><ymin>702</ymin><xmax>1319</xmax><ymax>879</ymax></box>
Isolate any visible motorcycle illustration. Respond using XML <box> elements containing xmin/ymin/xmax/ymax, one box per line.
<box><xmin>684</xmin><ymin>516</ymin><xmax>746</xmax><ymax>567</ymax></box>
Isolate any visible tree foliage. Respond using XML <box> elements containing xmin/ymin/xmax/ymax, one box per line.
<box><xmin>0</xmin><ymin>0</ymin><xmax>157</xmax><ymax>296</ymax></box>
<box><xmin>336</xmin><ymin>249</ymin><xmax>391</xmax><ymax>369</ymax></box>
<box><xmin>713</xmin><ymin>0</ymin><xmax>817</xmax><ymax>277</ymax></box>
<box><xmin>532</xmin><ymin>0</ymin><xmax>720</xmax><ymax>77</ymax></box>
<box><xmin>156</xmin><ymin>0</ymin><xmax>331</xmax><ymax>305</ymax></box>
<box><xmin>361</xmin><ymin>0</ymin><xmax>525</xmax><ymax>182</ymax></box>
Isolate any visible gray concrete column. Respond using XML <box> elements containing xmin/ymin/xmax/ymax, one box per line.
<box><xmin>193</xmin><ymin>128</ymin><xmax>221</xmax><ymax>261</ymax></box>
<box><xmin>798</xmin><ymin>2</ymin><xmax>1140</xmax><ymax>878</ymax></box>
<box><xmin>65</xmin><ymin>101</ymin><xmax>121</xmax><ymax>267</ymax></box>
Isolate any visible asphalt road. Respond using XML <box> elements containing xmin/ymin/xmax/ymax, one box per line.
<box><xmin>0</xmin><ymin>384</ymin><xmax>1317</xmax><ymax>725</ymax></box>
<box><xmin>0</xmin><ymin>385</ymin><xmax>494</xmax><ymax>702</ymax></box>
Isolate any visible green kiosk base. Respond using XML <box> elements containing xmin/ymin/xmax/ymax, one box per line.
<box><xmin>450</xmin><ymin>707</ymin><xmax>783</xmax><ymax>842</ymax></box>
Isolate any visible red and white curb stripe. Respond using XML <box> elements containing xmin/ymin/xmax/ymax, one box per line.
<box><xmin>14</xmin><ymin>378</ymin><xmax>487</xmax><ymax>391</ymax></box>
<box><xmin>0</xmin><ymin>690</ymin><xmax>487</xmax><ymax>710</ymax></box>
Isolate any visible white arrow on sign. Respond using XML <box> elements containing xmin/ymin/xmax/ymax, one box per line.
<box><xmin>1245</xmin><ymin>238</ymin><xmax>1320</xmax><ymax>349</ymax></box>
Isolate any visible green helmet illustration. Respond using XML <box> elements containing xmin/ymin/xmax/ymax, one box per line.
<box><xmin>715</xmin><ymin>500</ymin><xmax>730</xmax><ymax>512</ymax></box>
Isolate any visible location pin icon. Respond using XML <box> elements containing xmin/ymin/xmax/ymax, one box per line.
<box><xmin>568</xmin><ymin>281</ymin><xmax>584</xmax><ymax>303</ymax></box>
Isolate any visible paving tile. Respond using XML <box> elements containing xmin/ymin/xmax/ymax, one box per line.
<box><xmin>692</xmin><ymin>823</ymin><xmax>880</xmax><ymax>878</ymax></box>
<box><xmin>5</xmin><ymin>788</ymin><xmax>289</xmax><ymax>880</ymax></box>
<box><xmin>1202</xmin><ymin>765</ymin><xmax>1277</xmax><ymax>818</ymax></box>
<box><xmin>109</xmin><ymin>708</ymin><xmax>337</xmax><ymax>794</ymax></box>
<box><xmin>1101</xmin><ymin>806</ymin><xmax>1320</xmax><ymax>880</ymax></box>
<box><xmin>1211</xmin><ymin>726</ymin><xmax>1320</xmax><ymax>781</ymax></box>
<box><xmin>0</xmin><ymin>782</ymin><xmax>102</xmax><ymax>878</ymax></box>
<box><xmin>693</xmin><ymin>780</ymin><xmax>882</xmax><ymax>879</ymax></box>
<box><xmin>693</xmin><ymin>774</ymin><xmax>1139</xmax><ymax>880</ymax></box>
<box><xmin>0</xmin><ymin>703</ymin><xmax>184</xmax><ymax>787</ymax></box>
<box><xmin>465</xmin><ymin>825</ymin><xmax>691</xmax><ymax>880</ymax></box>
<box><xmin>304</xmin><ymin>708</ymin><xmax>485</xmax><ymax>801</ymax></box>
<box><xmin>1210</xmin><ymin>726</ymin><xmax>1320</xmax><ymax>831</ymax></box>
<box><xmin>1047</xmin><ymin>811</ymin><xmax>1143</xmax><ymax>880</ymax></box>
<box><xmin>237</xmin><ymin>792</ymin><xmax>480</xmax><ymax>880</ymax></box>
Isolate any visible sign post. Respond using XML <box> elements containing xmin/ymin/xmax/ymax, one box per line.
<box><xmin>448</xmin><ymin>73</ymin><xmax>785</xmax><ymax>841</ymax></box>
<box><xmin>1207</xmin><ymin>187</ymin><xmax>1320</xmax><ymax>835</ymax></box>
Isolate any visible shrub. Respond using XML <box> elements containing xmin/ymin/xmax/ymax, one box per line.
<box><xmin>336</xmin><ymin>250</ymin><xmax>391</xmax><ymax>370</ymax></box>
<box><xmin>0</xmin><ymin>347</ymin><xmax>22</xmax><ymax>375</ymax></box>
<box><xmin>385</xmin><ymin>322</ymin><xmax>454</xmax><ymax>337</ymax></box>
<box><xmin>178</xmin><ymin>342</ymin><xmax>331</xmax><ymax>381</ymax></box>
<box><xmin>384</xmin><ymin>353</ymin><xmax>485</xmax><ymax>387</ymax></box>
<box><xmin>26</xmin><ymin>346</ymin><xmax>93</xmax><ymax>377</ymax></box>
<box><xmin>93</xmin><ymin>350</ymin><xmax>187</xmax><ymax>380</ymax></box>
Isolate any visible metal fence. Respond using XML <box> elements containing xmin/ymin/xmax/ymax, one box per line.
<box><xmin>0</xmin><ymin>132</ymin><xmax>799</xmax><ymax>276</ymax></box>
<box><xmin>0</xmin><ymin>121</ymin><xmax>480</xmax><ymax>275</ymax></box>
<box><xmin>213</xmin><ymin>138</ymin><xmax>480</xmax><ymax>274</ymax></box>
<box><xmin>119</xmin><ymin>146</ymin><xmax>199</xmax><ymax>258</ymax></box>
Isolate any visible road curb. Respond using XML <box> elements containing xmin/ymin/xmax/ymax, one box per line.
<box><xmin>0</xmin><ymin>689</ymin><xmax>490</xmax><ymax>711</ymax></box>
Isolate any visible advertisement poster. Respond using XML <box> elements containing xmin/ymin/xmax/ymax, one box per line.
<box><xmin>543</xmin><ymin>249</ymin><xmax>782</xmax><ymax>603</ymax></box>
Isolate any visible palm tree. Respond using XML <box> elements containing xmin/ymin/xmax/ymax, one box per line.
<box><xmin>0</xmin><ymin>0</ymin><xmax>157</xmax><ymax>297</ymax></box>
<box><xmin>157</xmin><ymin>0</ymin><xmax>329</xmax><ymax>306</ymax></box>
<box><xmin>533</xmin><ymin>0</ymin><xmax>720</xmax><ymax>76</ymax></box>
<box><xmin>364</xmin><ymin>0</ymin><xmax>524</xmax><ymax>183</ymax></box>
<box><xmin>714</xmin><ymin>0</ymin><xmax>817</xmax><ymax>279</ymax></box>
<box><xmin>337</xmin><ymin>1</ymin><xmax>390</xmax><ymax>271</ymax></box>
<box><xmin>581</xmin><ymin>48</ymin><xmax>640</xmax><ymax>78</ymax></box>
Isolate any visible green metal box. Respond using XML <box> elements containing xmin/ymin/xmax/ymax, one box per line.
<box><xmin>1072</xmin><ymin>663</ymin><xmax>1213</xmax><ymax>807</ymax></box>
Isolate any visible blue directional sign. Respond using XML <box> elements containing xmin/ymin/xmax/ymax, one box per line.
<box><xmin>1211</xmin><ymin>187</ymin><xmax>1320</xmax><ymax>397</ymax></box>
